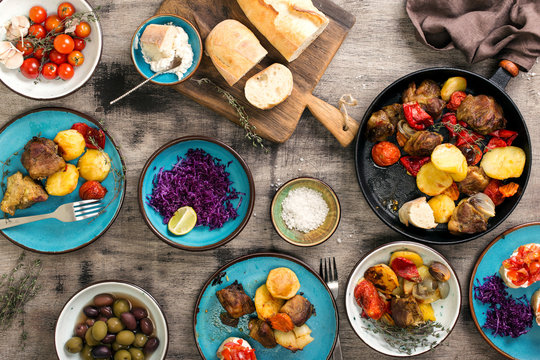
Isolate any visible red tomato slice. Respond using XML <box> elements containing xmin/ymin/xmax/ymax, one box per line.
<box><xmin>508</xmin><ymin>269</ymin><xmax>528</xmax><ymax>287</ymax></box>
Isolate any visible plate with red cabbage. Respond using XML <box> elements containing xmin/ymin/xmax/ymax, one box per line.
<box><xmin>469</xmin><ymin>222</ymin><xmax>540</xmax><ymax>360</ymax></box>
<box><xmin>138</xmin><ymin>136</ymin><xmax>255</xmax><ymax>250</ymax></box>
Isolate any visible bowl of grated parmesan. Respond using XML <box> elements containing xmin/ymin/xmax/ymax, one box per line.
<box><xmin>271</xmin><ymin>177</ymin><xmax>340</xmax><ymax>247</ymax></box>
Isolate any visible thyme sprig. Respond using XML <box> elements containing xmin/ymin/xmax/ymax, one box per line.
<box><xmin>192</xmin><ymin>77</ymin><xmax>267</xmax><ymax>152</ymax></box>
<box><xmin>431</xmin><ymin>121</ymin><xmax>484</xmax><ymax>154</ymax></box>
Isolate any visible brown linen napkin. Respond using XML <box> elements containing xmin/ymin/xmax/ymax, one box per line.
<box><xmin>406</xmin><ymin>0</ymin><xmax>540</xmax><ymax>71</ymax></box>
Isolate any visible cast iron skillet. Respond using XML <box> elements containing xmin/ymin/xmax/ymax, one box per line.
<box><xmin>355</xmin><ymin>62</ymin><xmax>532</xmax><ymax>244</ymax></box>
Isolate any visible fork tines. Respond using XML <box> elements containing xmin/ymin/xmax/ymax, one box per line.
<box><xmin>320</xmin><ymin>257</ymin><xmax>338</xmax><ymax>282</ymax></box>
<box><xmin>74</xmin><ymin>200</ymin><xmax>103</xmax><ymax>220</ymax></box>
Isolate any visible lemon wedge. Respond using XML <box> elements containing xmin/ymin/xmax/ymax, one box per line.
<box><xmin>167</xmin><ymin>206</ymin><xmax>197</xmax><ymax>235</ymax></box>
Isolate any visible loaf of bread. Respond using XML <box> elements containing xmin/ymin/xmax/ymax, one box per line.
<box><xmin>236</xmin><ymin>0</ymin><xmax>329</xmax><ymax>62</ymax></box>
<box><xmin>245</xmin><ymin>63</ymin><xmax>293</xmax><ymax>109</ymax></box>
<box><xmin>205</xmin><ymin>19</ymin><xmax>267</xmax><ymax>86</ymax></box>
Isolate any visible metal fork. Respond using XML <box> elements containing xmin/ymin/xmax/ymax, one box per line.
<box><xmin>0</xmin><ymin>199</ymin><xmax>103</xmax><ymax>230</ymax></box>
<box><xmin>320</xmin><ymin>257</ymin><xmax>343</xmax><ymax>360</ymax></box>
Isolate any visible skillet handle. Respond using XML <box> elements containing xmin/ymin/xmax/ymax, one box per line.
<box><xmin>489</xmin><ymin>60</ymin><xmax>520</xmax><ymax>90</ymax></box>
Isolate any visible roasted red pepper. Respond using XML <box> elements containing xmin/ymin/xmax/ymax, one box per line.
<box><xmin>455</xmin><ymin>129</ymin><xmax>484</xmax><ymax>148</ymax></box>
<box><xmin>483</xmin><ymin>179</ymin><xmax>505</xmax><ymax>206</ymax></box>
<box><xmin>442</xmin><ymin>113</ymin><xmax>458</xmax><ymax>137</ymax></box>
<box><xmin>354</xmin><ymin>279</ymin><xmax>386</xmax><ymax>320</ymax></box>
<box><xmin>403</xmin><ymin>102</ymin><xmax>433</xmax><ymax>130</ymax></box>
<box><xmin>399</xmin><ymin>156</ymin><xmax>430</xmax><ymax>177</ymax></box>
<box><xmin>446</xmin><ymin>91</ymin><xmax>467</xmax><ymax>110</ymax></box>
<box><xmin>390</xmin><ymin>257</ymin><xmax>422</xmax><ymax>283</ymax></box>
<box><xmin>71</xmin><ymin>122</ymin><xmax>106</xmax><ymax>149</ymax></box>
<box><xmin>489</xmin><ymin>129</ymin><xmax>518</xmax><ymax>146</ymax></box>
<box><xmin>484</xmin><ymin>137</ymin><xmax>508</xmax><ymax>152</ymax></box>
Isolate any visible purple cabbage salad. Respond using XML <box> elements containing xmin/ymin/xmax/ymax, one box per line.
<box><xmin>147</xmin><ymin>148</ymin><xmax>243</xmax><ymax>230</ymax></box>
<box><xmin>474</xmin><ymin>274</ymin><xmax>533</xmax><ymax>338</ymax></box>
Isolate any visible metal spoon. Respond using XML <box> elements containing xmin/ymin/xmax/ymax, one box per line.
<box><xmin>110</xmin><ymin>56</ymin><xmax>183</xmax><ymax>105</ymax></box>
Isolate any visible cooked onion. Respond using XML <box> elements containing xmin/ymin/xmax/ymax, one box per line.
<box><xmin>469</xmin><ymin>193</ymin><xmax>496</xmax><ymax>219</ymax></box>
<box><xmin>397</xmin><ymin>120</ymin><xmax>417</xmax><ymax>139</ymax></box>
<box><xmin>439</xmin><ymin>281</ymin><xmax>450</xmax><ymax>299</ymax></box>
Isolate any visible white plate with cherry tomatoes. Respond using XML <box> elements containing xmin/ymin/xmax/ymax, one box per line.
<box><xmin>0</xmin><ymin>0</ymin><xmax>102</xmax><ymax>99</ymax></box>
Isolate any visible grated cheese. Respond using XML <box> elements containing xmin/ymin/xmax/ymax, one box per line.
<box><xmin>281</xmin><ymin>187</ymin><xmax>329</xmax><ymax>233</ymax></box>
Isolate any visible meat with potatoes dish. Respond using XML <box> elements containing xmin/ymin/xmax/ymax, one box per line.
<box><xmin>216</xmin><ymin>281</ymin><xmax>255</xmax><ymax>319</ymax></box>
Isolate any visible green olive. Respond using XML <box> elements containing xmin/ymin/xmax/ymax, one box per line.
<box><xmin>107</xmin><ymin>317</ymin><xmax>125</xmax><ymax>333</ymax></box>
<box><xmin>114</xmin><ymin>349</ymin><xmax>132</xmax><ymax>360</ymax></box>
<box><xmin>85</xmin><ymin>327</ymin><xmax>100</xmax><ymax>346</ymax></box>
<box><xmin>91</xmin><ymin>320</ymin><xmax>108</xmax><ymax>341</ymax></box>
<box><xmin>65</xmin><ymin>336</ymin><xmax>83</xmax><ymax>353</ymax></box>
<box><xmin>112</xmin><ymin>341</ymin><xmax>128</xmax><ymax>351</ymax></box>
<box><xmin>129</xmin><ymin>348</ymin><xmax>145</xmax><ymax>360</ymax></box>
<box><xmin>81</xmin><ymin>344</ymin><xmax>94</xmax><ymax>360</ymax></box>
<box><xmin>113</xmin><ymin>298</ymin><xmax>131</xmax><ymax>317</ymax></box>
<box><xmin>116</xmin><ymin>330</ymin><xmax>135</xmax><ymax>346</ymax></box>
<box><xmin>133</xmin><ymin>333</ymin><xmax>148</xmax><ymax>348</ymax></box>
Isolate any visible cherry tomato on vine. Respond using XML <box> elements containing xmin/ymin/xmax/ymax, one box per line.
<box><xmin>28</xmin><ymin>24</ymin><xmax>46</xmax><ymax>39</ymax></box>
<box><xmin>49</xmin><ymin>50</ymin><xmax>67</xmax><ymax>65</ymax></box>
<box><xmin>45</xmin><ymin>15</ymin><xmax>64</xmax><ymax>33</ymax></box>
<box><xmin>67</xmin><ymin>51</ymin><xmax>84</xmax><ymax>66</ymax></box>
<box><xmin>29</xmin><ymin>6</ymin><xmax>47</xmax><ymax>24</ymax></box>
<box><xmin>15</xmin><ymin>40</ymin><xmax>34</xmax><ymax>56</ymax></box>
<box><xmin>75</xmin><ymin>22</ymin><xmax>91</xmax><ymax>38</ymax></box>
<box><xmin>57</xmin><ymin>2</ymin><xmax>76</xmax><ymax>20</ymax></box>
<box><xmin>41</xmin><ymin>62</ymin><xmax>58</xmax><ymax>80</ymax></box>
<box><xmin>20</xmin><ymin>58</ymin><xmax>40</xmax><ymax>79</ymax></box>
<box><xmin>33</xmin><ymin>48</ymin><xmax>46</xmax><ymax>60</ymax></box>
<box><xmin>54</xmin><ymin>34</ymin><xmax>75</xmax><ymax>54</ymax></box>
<box><xmin>73</xmin><ymin>38</ymin><xmax>86</xmax><ymax>51</ymax></box>
<box><xmin>58</xmin><ymin>63</ymin><xmax>74</xmax><ymax>80</ymax></box>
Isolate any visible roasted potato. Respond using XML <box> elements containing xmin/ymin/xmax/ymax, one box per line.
<box><xmin>266</xmin><ymin>268</ymin><xmax>301</xmax><ymax>300</ymax></box>
<box><xmin>45</xmin><ymin>164</ymin><xmax>79</xmax><ymax>196</ymax></box>
<box><xmin>54</xmin><ymin>129</ymin><xmax>86</xmax><ymax>161</ymax></box>
<box><xmin>403</xmin><ymin>279</ymin><xmax>415</xmax><ymax>295</ymax></box>
<box><xmin>254</xmin><ymin>284</ymin><xmax>284</xmax><ymax>321</ymax></box>
<box><xmin>431</xmin><ymin>144</ymin><xmax>467</xmax><ymax>174</ymax></box>
<box><xmin>77</xmin><ymin>149</ymin><xmax>111</xmax><ymax>182</ymax></box>
<box><xmin>417</xmin><ymin>265</ymin><xmax>430</xmax><ymax>280</ymax></box>
<box><xmin>481</xmin><ymin>146</ymin><xmax>526</xmax><ymax>180</ymax></box>
<box><xmin>419</xmin><ymin>303</ymin><xmax>436</xmax><ymax>322</ymax></box>
<box><xmin>441</xmin><ymin>76</ymin><xmax>467</xmax><ymax>101</ymax></box>
<box><xmin>428</xmin><ymin>194</ymin><xmax>455</xmax><ymax>223</ymax></box>
<box><xmin>364</xmin><ymin>264</ymin><xmax>399</xmax><ymax>294</ymax></box>
<box><xmin>275</xmin><ymin>325</ymin><xmax>314</xmax><ymax>352</ymax></box>
<box><xmin>449</xmin><ymin>158</ymin><xmax>468</xmax><ymax>182</ymax></box>
<box><xmin>390</xmin><ymin>251</ymin><xmax>423</xmax><ymax>268</ymax></box>
<box><xmin>417</xmin><ymin>162</ymin><xmax>453</xmax><ymax>196</ymax></box>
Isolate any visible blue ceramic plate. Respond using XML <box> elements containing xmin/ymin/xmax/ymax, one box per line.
<box><xmin>194</xmin><ymin>253</ymin><xmax>338</xmax><ymax>359</ymax></box>
<box><xmin>131</xmin><ymin>14</ymin><xmax>202</xmax><ymax>85</ymax></box>
<box><xmin>138</xmin><ymin>136</ymin><xmax>255</xmax><ymax>251</ymax></box>
<box><xmin>470</xmin><ymin>222</ymin><xmax>540</xmax><ymax>360</ymax></box>
<box><xmin>0</xmin><ymin>108</ymin><xmax>126</xmax><ymax>253</ymax></box>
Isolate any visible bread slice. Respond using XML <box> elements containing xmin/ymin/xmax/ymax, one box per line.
<box><xmin>205</xmin><ymin>19</ymin><xmax>268</xmax><ymax>86</ymax></box>
<box><xmin>532</xmin><ymin>289</ymin><xmax>540</xmax><ymax>326</ymax></box>
<box><xmin>237</xmin><ymin>0</ymin><xmax>329</xmax><ymax>62</ymax></box>
<box><xmin>244</xmin><ymin>63</ymin><xmax>293</xmax><ymax>109</ymax></box>
<box><xmin>398</xmin><ymin>197</ymin><xmax>437</xmax><ymax>229</ymax></box>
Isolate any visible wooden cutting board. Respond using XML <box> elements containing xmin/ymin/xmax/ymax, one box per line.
<box><xmin>157</xmin><ymin>0</ymin><xmax>358</xmax><ymax>146</ymax></box>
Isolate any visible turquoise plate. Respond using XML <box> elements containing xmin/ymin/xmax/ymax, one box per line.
<box><xmin>138</xmin><ymin>136</ymin><xmax>255</xmax><ymax>251</ymax></box>
<box><xmin>194</xmin><ymin>253</ymin><xmax>338</xmax><ymax>359</ymax></box>
<box><xmin>0</xmin><ymin>108</ymin><xmax>126</xmax><ymax>253</ymax></box>
<box><xmin>131</xmin><ymin>14</ymin><xmax>202</xmax><ymax>85</ymax></box>
<box><xmin>470</xmin><ymin>222</ymin><xmax>540</xmax><ymax>360</ymax></box>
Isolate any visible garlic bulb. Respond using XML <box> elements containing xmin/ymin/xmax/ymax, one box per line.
<box><xmin>0</xmin><ymin>41</ymin><xmax>23</xmax><ymax>69</ymax></box>
<box><xmin>5</xmin><ymin>16</ymin><xmax>30</xmax><ymax>41</ymax></box>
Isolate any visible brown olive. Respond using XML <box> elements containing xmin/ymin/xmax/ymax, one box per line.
<box><xmin>83</xmin><ymin>305</ymin><xmax>99</xmax><ymax>318</ymax></box>
<box><xmin>133</xmin><ymin>333</ymin><xmax>148</xmax><ymax>348</ymax></box>
<box><xmin>91</xmin><ymin>345</ymin><xmax>112</xmax><ymax>359</ymax></box>
<box><xmin>129</xmin><ymin>348</ymin><xmax>145</xmax><ymax>360</ymax></box>
<box><xmin>140</xmin><ymin>318</ymin><xmax>154</xmax><ymax>335</ymax></box>
<box><xmin>74</xmin><ymin>323</ymin><xmax>88</xmax><ymax>338</ymax></box>
<box><xmin>65</xmin><ymin>336</ymin><xmax>83</xmax><ymax>353</ymax></box>
<box><xmin>121</xmin><ymin>312</ymin><xmax>137</xmax><ymax>330</ymax></box>
<box><xmin>131</xmin><ymin>307</ymin><xmax>147</xmax><ymax>320</ymax></box>
<box><xmin>143</xmin><ymin>337</ymin><xmax>159</xmax><ymax>354</ymax></box>
<box><xmin>107</xmin><ymin>317</ymin><xmax>125</xmax><ymax>333</ymax></box>
<box><xmin>102</xmin><ymin>333</ymin><xmax>116</xmax><ymax>344</ymax></box>
<box><xmin>113</xmin><ymin>298</ymin><xmax>131</xmax><ymax>317</ymax></box>
<box><xmin>100</xmin><ymin>306</ymin><xmax>113</xmax><ymax>318</ymax></box>
<box><xmin>429</xmin><ymin>261</ymin><xmax>451</xmax><ymax>282</ymax></box>
<box><xmin>85</xmin><ymin>318</ymin><xmax>95</xmax><ymax>327</ymax></box>
<box><xmin>94</xmin><ymin>293</ymin><xmax>115</xmax><ymax>307</ymax></box>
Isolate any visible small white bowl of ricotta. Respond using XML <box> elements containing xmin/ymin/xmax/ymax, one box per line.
<box><xmin>131</xmin><ymin>14</ymin><xmax>202</xmax><ymax>85</ymax></box>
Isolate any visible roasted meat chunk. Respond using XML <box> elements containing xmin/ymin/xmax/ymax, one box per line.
<box><xmin>391</xmin><ymin>296</ymin><xmax>423</xmax><ymax>328</ymax></box>
<box><xmin>456</xmin><ymin>95</ymin><xmax>506</xmax><ymax>135</ymax></box>
<box><xmin>366</xmin><ymin>103</ymin><xmax>404</xmax><ymax>142</ymax></box>
<box><xmin>448</xmin><ymin>194</ymin><xmax>495</xmax><ymax>235</ymax></box>
<box><xmin>402</xmin><ymin>80</ymin><xmax>446</xmax><ymax>119</ymax></box>
<box><xmin>216</xmin><ymin>281</ymin><xmax>255</xmax><ymax>318</ymax></box>
<box><xmin>248</xmin><ymin>318</ymin><xmax>277</xmax><ymax>348</ymax></box>
<box><xmin>0</xmin><ymin>172</ymin><xmax>48</xmax><ymax>216</ymax></box>
<box><xmin>458</xmin><ymin>166</ymin><xmax>490</xmax><ymax>196</ymax></box>
<box><xmin>403</xmin><ymin>131</ymin><xmax>443</xmax><ymax>156</ymax></box>
<box><xmin>279</xmin><ymin>295</ymin><xmax>314</xmax><ymax>327</ymax></box>
<box><xmin>219</xmin><ymin>312</ymin><xmax>239</xmax><ymax>327</ymax></box>
<box><xmin>382</xmin><ymin>103</ymin><xmax>405</xmax><ymax>125</ymax></box>
<box><xmin>21</xmin><ymin>137</ymin><xmax>66</xmax><ymax>180</ymax></box>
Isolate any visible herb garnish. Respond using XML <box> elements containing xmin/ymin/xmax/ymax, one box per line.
<box><xmin>431</xmin><ymin>121</ymin><xmax>483</xmax><ymax>154</ymax></box>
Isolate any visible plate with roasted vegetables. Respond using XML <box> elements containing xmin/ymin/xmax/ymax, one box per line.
<box><xmin>345</xmin><ymin>241</ymin><xmax>461</xmax><ymax>356</ymax></box>
<box><xmin>0</xmin><ymin>108</ymin><xmax>125</xmax><ymax>253</ymax></box>
<box><xmin>355</xmin><ymin>66</ymin><xmax>531</xmax><ymax>244</ymax></box>
<box><xmin>194</xmin><ymin>252</ymin><xmax>338</xmax><ymax>359</ymax></box>
<box><xmin>470</xmin><ymin>222</ymin><xmax>540</xmax><ymax>360</ymax></box>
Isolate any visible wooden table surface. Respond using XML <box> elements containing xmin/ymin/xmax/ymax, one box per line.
<box><xmin>1</xmin><ymin>0</ymin><xmax>539</xmax><ymax>358</ymax></box>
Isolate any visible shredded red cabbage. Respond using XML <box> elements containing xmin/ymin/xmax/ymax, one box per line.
<box><xmin>147</xmin><ymin>148</ymin><xmax>242</xmax><ymax>230</ymax></box>
<box><xmin>474</xmin><ymin>274</ymin><xmax>533</xmax><ymax>338</ymax></box>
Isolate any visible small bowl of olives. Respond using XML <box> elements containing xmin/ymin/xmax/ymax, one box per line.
<box><xmin>55</xmin><ymin>281</ymin><xmax>168</xmax><ymax>360</ymax></box>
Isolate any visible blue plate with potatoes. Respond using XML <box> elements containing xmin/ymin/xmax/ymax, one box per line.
<box><xmin>0</xmin><ymin>108</ymin><xmax>126</xmax><ymax>253</ymax></box>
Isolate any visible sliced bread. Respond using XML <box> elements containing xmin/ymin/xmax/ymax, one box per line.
<box><xmin>244</xmin><ymin>63</ymin><xmax>293</xmax><ymax>110</ymax></box>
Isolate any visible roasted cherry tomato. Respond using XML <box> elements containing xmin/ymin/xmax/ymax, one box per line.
<box><xmin>49</xmin><ymin>50</ymin><xmax>67</xmax><ymax>65</ymax></box>
<box><xmin>58</xmin><ymin>63</ymin><xmax>74</xmax><ymax>80</ymax></box>
<box><xmin>459</xmin><ymin>144</ymin><xmax>482</xmax><ymax>166</ymax></box>
<box><xmin>446</xmin><ymin>91</ymin><xmax>467</xmax><ymax>111</ymax></box>
<box><xmin>75</xmin><ymin>21</ymin><xmax>91</xmax><ymax>38</ymax></box>
<box><xmin>28</xmin><ymin>24</ymin><xmax>46</xmax><ymax>39</ymax></box>
<box><xmin>20</xmin><ymin>58</ymin><xmax>40</xmax><ymax>79</ymax></box>
<box><xmin>33</xmin><ymin>47</ymin><xmax>46</xmax><ymax>60</ymax></box>
<box><xmin>54</xmin><ymin>34</ymin><xmax>75</xmax><ymax>54</ymax></box>
<box><xmin>73</xmin><ymin>38</ymin><xmax>86</xmax><ymax>51</ymax></box>
<box><xmin>15</xmin><ymin>40</ymin><xmax>34</xmax><ymax>56</ymax></box>
<box><xmin>79</xmin><ymin>181</ymin><xmax>108</xmax><ymax>200</ymax></box>
<box><xmin>71</xmin><ymin>123</ymin><xmax>106</xmax><ymax>149</ymax></box>
<box><xmin>372</xmin><ymin>141</ymin><xmax>400</xmax><ymax>167</ymax></box>
<box><xmin>67</xmin><ymin>51</ymin><xmax>84</xmax><ymax>66</ymax></box>
<box><xmin>45</xmin><ymin>15</ymin><xmax>64</xmax><ymax>33</ymax></box>
<box><xmin>390</xmin><ymin>257</ymin><xmax>422</xmax><ymax>282</ymax></box>
<box><xmin>57</xmin><ymin>2</ymin><xmax>76</xmax><ymax>20</ymax></box>
<box><xmin>354</xmin><ymin>279</ymin><xmax>386</xmax><ymax>320</ymax></box>
<box><xmin>41</xmin><ymin>62</ymin><xmax>58</xmax><ymax>80</ymax></box>
<box><xmin>29</xmin><ymin>6</ymin><xmax>47</xmax><ymax>24</ymax></box>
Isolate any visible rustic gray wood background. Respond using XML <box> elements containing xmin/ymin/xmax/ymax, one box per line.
<box><xmin>0</xmin><ymin>0</ymin><xmax>539</xmax><ymax>358</ymax></box>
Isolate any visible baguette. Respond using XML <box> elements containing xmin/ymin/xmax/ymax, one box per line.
<box><xmin>205</xmin><ymin>19</ymin><xmax>267</xmax><ymax>86</ymax></box>
<box><xmin>236</xmin><ymin>0</ymin><xmax>329</xmax><ymax>62</ymax></box>
<box><xmin>244</xmin><ymin>63</ymin><xmax>293</xmax><ymax>109</ymax></box>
